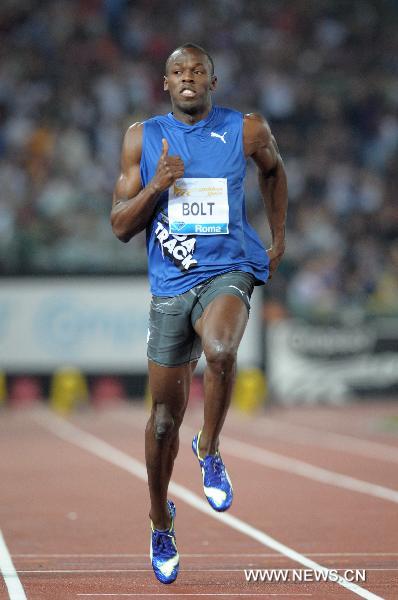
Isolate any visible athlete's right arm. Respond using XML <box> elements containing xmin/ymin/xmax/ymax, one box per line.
<box><xmin>111</xmin><ymin>123</ymin><xmax>184</xmax><ymax>242</ymax></box>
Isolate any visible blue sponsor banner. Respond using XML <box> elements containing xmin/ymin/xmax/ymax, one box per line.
<box><xmin>0</xmin><ymin>278</ymin><xmax>151</xmax><ymax>372</ymax></box>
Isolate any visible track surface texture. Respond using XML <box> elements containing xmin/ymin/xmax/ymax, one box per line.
<box><xmin>0</xmin><ymin>399</ymin><xmax>397</xmax><ymax>599</ymax></box>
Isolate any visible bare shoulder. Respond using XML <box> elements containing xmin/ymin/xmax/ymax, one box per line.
<box><xmin>121</xmin><ymin>122</ymin><xmax>143</xmax><ymax>166</ymax></box>
<box><xmin>243</xmin><ymin>113</ymin><xmax>272</xmax><ymax>155</ymax></box>
<box><xmin>244</xmin><ymin>113</ymin><xmax>272</xmax><ymax>140</ymax></box>
<box><xmin>124</xmin><ymin>121</ymin><xmax>144</xmax><ymax>149</ymax></box>
<box><xmin>244</xmin><ymin>112</ymin><xmax>268</xmax><ymax>124</ymax></box>
<box><xmin>127</xmin><ymin>121</ymin><xmax>144</xmax><ymax>134</ymax></box>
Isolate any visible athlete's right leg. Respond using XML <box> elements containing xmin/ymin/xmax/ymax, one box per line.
<box><xmin>145</xmin><ymin>359</ymin><xmax>194</xmax><ymax>530</ymax></box>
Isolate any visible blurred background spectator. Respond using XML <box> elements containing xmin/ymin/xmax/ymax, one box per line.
<box><xmin>1</xmin><ymin>0</ymin><xmax>397</xmax><ymax>319</ymax></box>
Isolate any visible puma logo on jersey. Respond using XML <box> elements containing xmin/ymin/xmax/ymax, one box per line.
<box><xmin>210</xmin><ymin>131</ymin><xmax>227</xmax><ymax>144</ymax></box>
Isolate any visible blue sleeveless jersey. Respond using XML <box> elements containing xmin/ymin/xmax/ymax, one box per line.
<box><xmin>140</xmin><ymin>105</ymin><xmax>270</xmax><ymax>296</ymax></box>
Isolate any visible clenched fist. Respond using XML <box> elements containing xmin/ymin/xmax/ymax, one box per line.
<box><xmin>151</xmin><ymin>138</ymin><xmax>184</xmax><ymax>193</ymax></box>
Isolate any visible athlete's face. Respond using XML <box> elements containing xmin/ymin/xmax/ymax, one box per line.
<box><xmin>164</xmin><ymin>49</ymin><xmax>217</xmax><ymax>116</ymax></box>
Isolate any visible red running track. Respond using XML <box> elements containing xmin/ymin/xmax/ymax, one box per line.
<box><xmin>0</xmin><ymin>400</ymin><xmax>397</xmax><ymax>599</ymax></box>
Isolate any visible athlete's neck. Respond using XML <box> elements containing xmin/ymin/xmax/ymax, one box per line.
<box><xmin>170</xmin><ymin>101</ymin><xmax>213</xmax><ymax>125</ymax></box>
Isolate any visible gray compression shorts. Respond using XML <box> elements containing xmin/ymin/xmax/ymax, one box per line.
<box><xmin>147</xmin><ymin>270</ymin><xmax>255</xmax><ymax>367</ymax></box>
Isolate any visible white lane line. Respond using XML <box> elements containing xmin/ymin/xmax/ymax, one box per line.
<box><xmin>112</xmin><ymin>410</ymin><xmax>398</xmax><ymax>504</ymax></box>
<box><xmin>0</xmin><ymin>530</ymin><xmax>27</xmax><ymax>600</ymax></box>
<box><xmin>233</xmin><ymin>417</ymin><xmax>398</xmax><ymax>464</ymax></box>
<box><xmin>34</xmin><ymin>411</ymin><xmax>382</xmax><ymax>600</ymax></box>
<box><xmin>14</xmin><ymin>568</ymin><xmax>398</xmax><ymax>573</ymax></box>
<box><xmin>76</xmin><ymin>594</ymin><xmax>313</xmax><ymax>597</ymax></box>
<box><xmin>12</xmin><ymin>552</ymin><xmax>398</xmax><ymax>558</ymax></box>
<box><xmin>179</xmin><ymin>425</ymin><xmax>398</xmax><ymax>505</ymax></box>
<box><xmin>16</xmin><ymin>569</ymin><xmax>284</xmax><ymax>574</ymax></box>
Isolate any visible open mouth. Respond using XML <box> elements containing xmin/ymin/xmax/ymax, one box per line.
<box><xmin>180</xmin><ymin>89</ymin><xmax>196</xmax><ymax>98</ymax></box>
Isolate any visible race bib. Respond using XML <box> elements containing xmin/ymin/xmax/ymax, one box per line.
<box><xmin>168</xmin><ymin>178</ymin><xmax>229</xmax><ymax>235</ymax></box>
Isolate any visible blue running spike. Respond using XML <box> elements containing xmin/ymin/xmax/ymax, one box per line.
<box><xmin>192</xmin><ymin>431</ymin><xmax>233</xmax><ymax>512</ymax></box>
<box><xmin>150</xmin><ymin>500</ymin><xmax>179</xmax><ymax>584</ymax></box>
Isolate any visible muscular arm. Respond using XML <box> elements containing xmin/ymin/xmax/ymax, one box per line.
<box><xmin>111</xmin><ymin>123</ymin><xmax>159</xmax><ymax>242</ymax></box>
<box><xmin>111</xmin><ymin>124</ymin><xmax>184</xmax><ymax>242</ymax></box>
<box><xmin>243</xmin><ymin>113</ymin><xmax>288</xmax><ymax>277</ymax></box>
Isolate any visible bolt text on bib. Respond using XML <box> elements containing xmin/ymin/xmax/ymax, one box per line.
<box><xmin>182</xmin><ymin>202</ymin><xmax>215</xmax><ymax>216</ymax></box>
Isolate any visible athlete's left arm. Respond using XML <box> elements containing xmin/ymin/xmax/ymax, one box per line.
<box><xmin>243</xmin><ymin>113</ymin><xmax>288</xmax><ymax>279</ymax></box>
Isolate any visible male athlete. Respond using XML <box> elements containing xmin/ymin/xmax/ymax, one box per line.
<box><xmin>111</xmin><ymin>44</ymin><xmax>287</xmax><ymax>584</ymax></box>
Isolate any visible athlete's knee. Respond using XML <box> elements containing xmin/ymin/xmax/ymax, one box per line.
<box><xmin>204</xmin><ymin>339</ymin><xmax>237</xmax><ymax>374</ymax></box>
<box><xmin>152</xmin><ymin>403</ymin><xmax>177</xmax><ymax>442</ymax></box>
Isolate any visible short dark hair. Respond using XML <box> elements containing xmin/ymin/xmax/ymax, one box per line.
<box><xmin>165</xmin><ymin>43</ymin><xmax>215</xmax><ymax>76</ymax></box>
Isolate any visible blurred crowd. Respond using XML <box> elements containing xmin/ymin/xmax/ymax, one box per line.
<box><xmin>1</xmin><ymin>0</ymin><xmax>397</xmax><ymax>317</ymax></box>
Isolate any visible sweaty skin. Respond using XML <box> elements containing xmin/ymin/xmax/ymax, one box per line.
<box><xmin>111</xmin><ymin>46</ymin><xmax>288</xmax><ymax>529</ymax></box>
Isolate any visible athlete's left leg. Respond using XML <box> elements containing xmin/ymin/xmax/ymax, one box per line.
<box><xmin>193</xmin><ymin>294</ymin><xmax>249</xmax><ymax>456</ymax></box>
